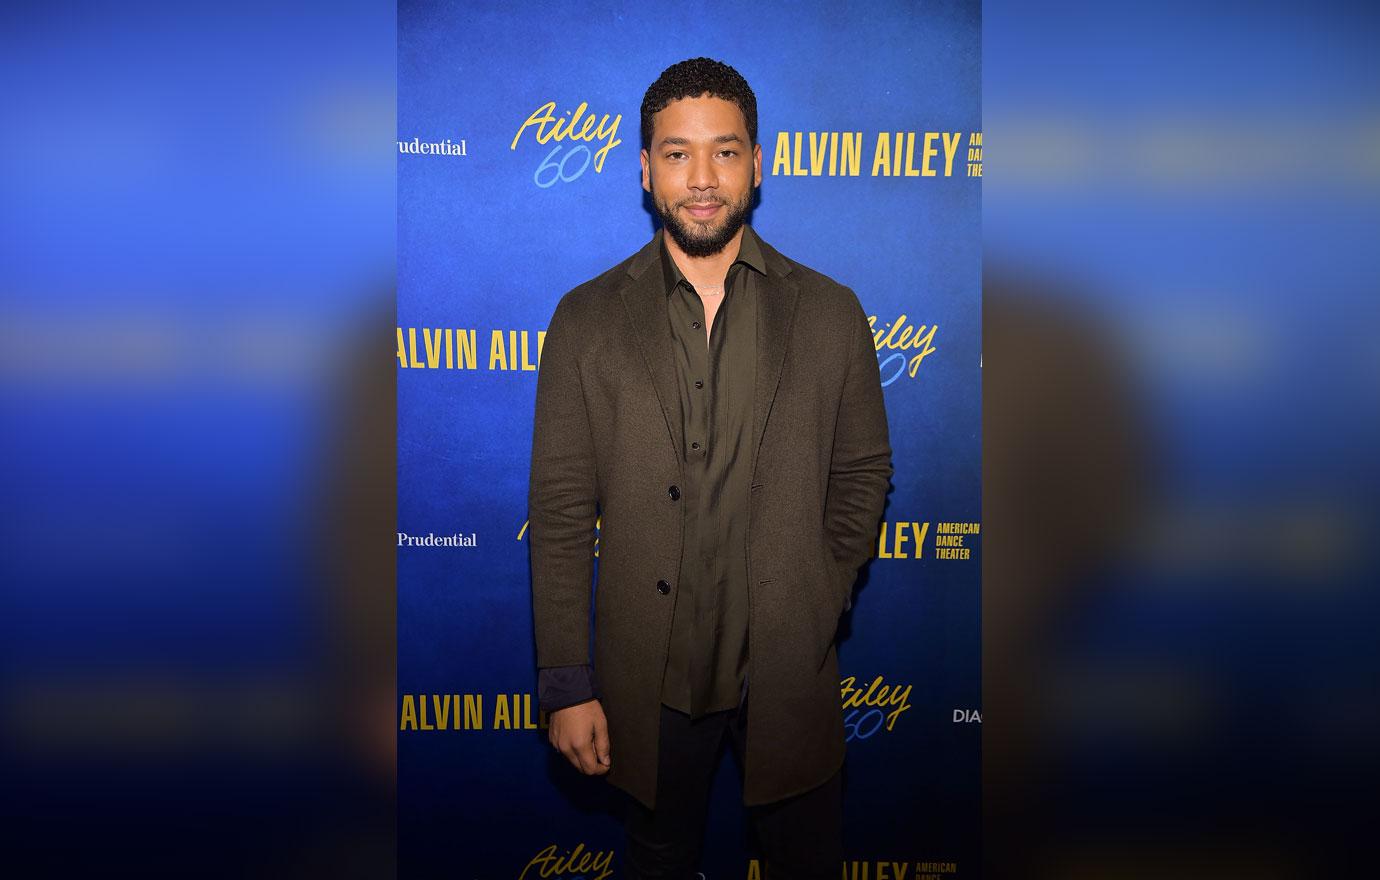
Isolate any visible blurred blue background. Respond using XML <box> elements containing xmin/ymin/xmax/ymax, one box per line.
<box><xmin>984</xmin><ymin>0</ymin><xmax>1380</xmax><ymax>875</ymax></box>
<box><xmin>1</xmin><ymin>1</ymin><xmax>395</xmax><ymax>875</ymax></box>
<box><xmin>1</xmin><ymin>1</ymin><xmax>1374</xmax><ymax>876</ymax></box>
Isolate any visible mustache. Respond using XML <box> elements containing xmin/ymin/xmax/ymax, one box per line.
<box><xmin>677</xmin><ymin>196</ymin><xmax>725</xmax><ymax>207</ymax></box>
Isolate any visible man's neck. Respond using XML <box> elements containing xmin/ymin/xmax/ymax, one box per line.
<box><xmin>664</xmin><ymin>226</ymin><xmax>745</xmax><ymax>290</ymax></box>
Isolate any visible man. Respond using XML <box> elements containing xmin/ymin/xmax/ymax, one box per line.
<box><xmin>529</xmin><ymin>58</ymin><xmax>891</xmax><ymax>877</ymax></box>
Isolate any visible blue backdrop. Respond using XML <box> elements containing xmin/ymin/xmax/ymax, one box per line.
<box><xmin>398</xmin><ymin>1</ymin><xmax>981</xmax><ymax>875</ymax></box>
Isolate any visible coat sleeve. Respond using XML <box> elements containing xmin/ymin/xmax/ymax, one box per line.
<box><xmin>537</xmin><ymin>664</ymin><xmax>599</xmax><ymax>713</ymax></box>
<box><xmin>529</xmin><ymin>294</ymin><xmax>600</xmax><ymax>667</ymax></box>
<box><xmin>824</xmin><ymin>288</ymin><xmax>893</xmax><ymax>612</ymax></box>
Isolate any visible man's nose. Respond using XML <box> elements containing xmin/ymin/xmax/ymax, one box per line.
<box><xmin>687</xmin><ymin>153</ymin><xmax>717</xmax><ymax>193</ymax></box>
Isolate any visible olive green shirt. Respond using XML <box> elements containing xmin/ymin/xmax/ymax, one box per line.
<box><xmin>658</xmin><ymin>226</ymin><xmax>764</xmax><ymax>719</ymax></box>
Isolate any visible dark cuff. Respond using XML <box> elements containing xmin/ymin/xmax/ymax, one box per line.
<box><xmin>538</xmin><ymin>664</ymin><xmax>598</xmax><ymax>713</ymax></box>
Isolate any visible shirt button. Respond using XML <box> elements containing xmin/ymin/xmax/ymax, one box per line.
<box><xmin>694</xmin><ymin>380</ymin><xmax>704</xmax><ymax>389</ymax></box>
<box><xmin>656</xmin><ymin>579</ymin><xmax>672</xmax><ymax>595</ymax></box>
<box><xmin>691</xmin><ymin>321</ymin><xmax>701</xmax><ymax>329</ymax></box>
<box><xmin>691</xmin><ymin>441</ymin><xmax>700</xmax><ymax>450</ymax></box>
<box><xmin>668</xmin><ymin>485</ymin><xmax>681</xmax><ymax>500</ymax></box>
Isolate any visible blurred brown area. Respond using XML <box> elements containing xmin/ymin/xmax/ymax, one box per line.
<box><xmin>982</xmin><ymin>275</ymin><xmax>1376</xmax><ymax>875</ymax></box>
<box><xmin>305</xmin><ymin>290</ymin><xmax>398</xmax><ymax>877</ymax></box>
<box><xmin>983</xmin><ymin>278</ymin><xmax>1154</xmax><ymax>878</ymax></box>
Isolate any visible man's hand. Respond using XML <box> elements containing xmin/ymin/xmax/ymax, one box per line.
<box><xmin>548</xmin><ymin>699</ymin><xmax>611</xmax><ymax>775</ymax></box>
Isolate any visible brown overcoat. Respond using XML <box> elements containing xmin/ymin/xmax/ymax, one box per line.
<box><xmin>528</xmin><ymin>229</ymin><xmax>892</xmax><ymax>809</ymax></box>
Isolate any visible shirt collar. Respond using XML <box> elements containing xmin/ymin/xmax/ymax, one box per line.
<box><xmin>659</xmin><ymin>224</ymin><xmax>769</xmax><ymax>297</ymax></box>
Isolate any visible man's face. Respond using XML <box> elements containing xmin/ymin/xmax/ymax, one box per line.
<box><xmin>641</xmin><ymin>95</ymin><xmax>762</xmax><ymax>258</ymax></box>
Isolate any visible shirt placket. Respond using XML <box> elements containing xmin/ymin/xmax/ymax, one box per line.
<box><xmin>680</xmin><ymin>280</ymin><xmax>713</xmax><ymax>716</ymax></box>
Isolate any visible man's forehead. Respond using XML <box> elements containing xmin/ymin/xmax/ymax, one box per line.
<box><xmin>653</xmin><ymin>94</ymin><xmax>748</xmax><ymax>134</ymax></box>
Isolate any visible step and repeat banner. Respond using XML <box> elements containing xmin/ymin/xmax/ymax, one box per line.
<box><xmin>398</xmin><ymin>1</ymin><xmax>981</xmax><ymax>876</ymax></box>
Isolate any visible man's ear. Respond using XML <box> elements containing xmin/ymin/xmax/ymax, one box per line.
<box><xmin>752</xmin><ymin>142</ymin><xmax>763</xmax><ymax>188</ymax></box>
<box><xmin>640</xmin><ymin>149</ymin><xmax>651</xmax><ymax>193</ymax></box>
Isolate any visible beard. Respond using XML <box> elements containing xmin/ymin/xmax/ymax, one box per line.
<box><xmin>652</xmin><ymin>185</ymin><xmax>752</xmax><ymax>258</ymax></box>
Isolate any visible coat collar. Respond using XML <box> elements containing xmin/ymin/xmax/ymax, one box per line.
<box><xmin>617</xmin><ymin>225</ymin><xmax>800</xmax><ymax>481</ymax></box>
<box><xmin>624</xmin><ymin>224</ymin><xmax>792</xmax><ymax>282</ymax></box>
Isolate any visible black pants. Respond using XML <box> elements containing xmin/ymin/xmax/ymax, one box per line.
<box><xmin>623</xmin><ymin>696</ymin><xmax>843</xmax><ymax>879</ymax></box>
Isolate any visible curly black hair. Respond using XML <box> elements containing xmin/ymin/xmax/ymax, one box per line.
<box><xmin>640</xmin><ymin>57</ymin><xmax>758</xmax><ymax>150</ymax></box>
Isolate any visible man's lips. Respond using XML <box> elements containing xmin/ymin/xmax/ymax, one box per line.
<box><xmin>682</xmin><ymin>201</ymin><xmax>723</xmax><ymax>219</ymax></box>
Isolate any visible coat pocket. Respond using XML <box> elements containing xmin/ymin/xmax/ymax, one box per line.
<box><xmin>811</xmin><ymin>549</ymin><xmax>849</xmax><ymax>670</ymax></box>
<box><xmin>820</xmin><ymin>546</ymin><xmax>852</xmax><ymax>615</ymax></box>
<box><xmin>833</xmin><ymin>558</ymin><xmax>855</xmax><ymax>614</ymax></box>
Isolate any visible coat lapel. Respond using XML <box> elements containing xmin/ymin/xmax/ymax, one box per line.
<box><xmin>617</xmin><ymin>234</ymin><xmax>685</xmax><ymax>460</ymax></box>
<box><xmin>751</xmin><ymin>239</ymin><xmax>799</xmax><ymax>480</ymax></box>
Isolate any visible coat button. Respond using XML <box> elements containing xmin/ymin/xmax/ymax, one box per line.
<box><xmin>668</xmin><ymin>485</ymin><xmax>681</xmax><ymax>500</ymax></box>
<box><xmin>656</xmin><ymin>579</ymin><xmax>671</xmax><ymax>595</ymax></box>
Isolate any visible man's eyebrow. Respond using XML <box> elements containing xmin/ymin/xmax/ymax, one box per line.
<box><xmin>656</xmin><ymin>133</ymin><xmax>746</xmax><ymax>148</ymax></box>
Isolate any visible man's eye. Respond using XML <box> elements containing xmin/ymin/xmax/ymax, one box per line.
<box><xmin>718</xmin><ymin>150</ymin><xmax>737</xmax><ymax>158</ymax></box>
<box><xmin>666</xmin><ymin>152</ymin><xmax>686</xmax><ymax>160</ymax></box>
